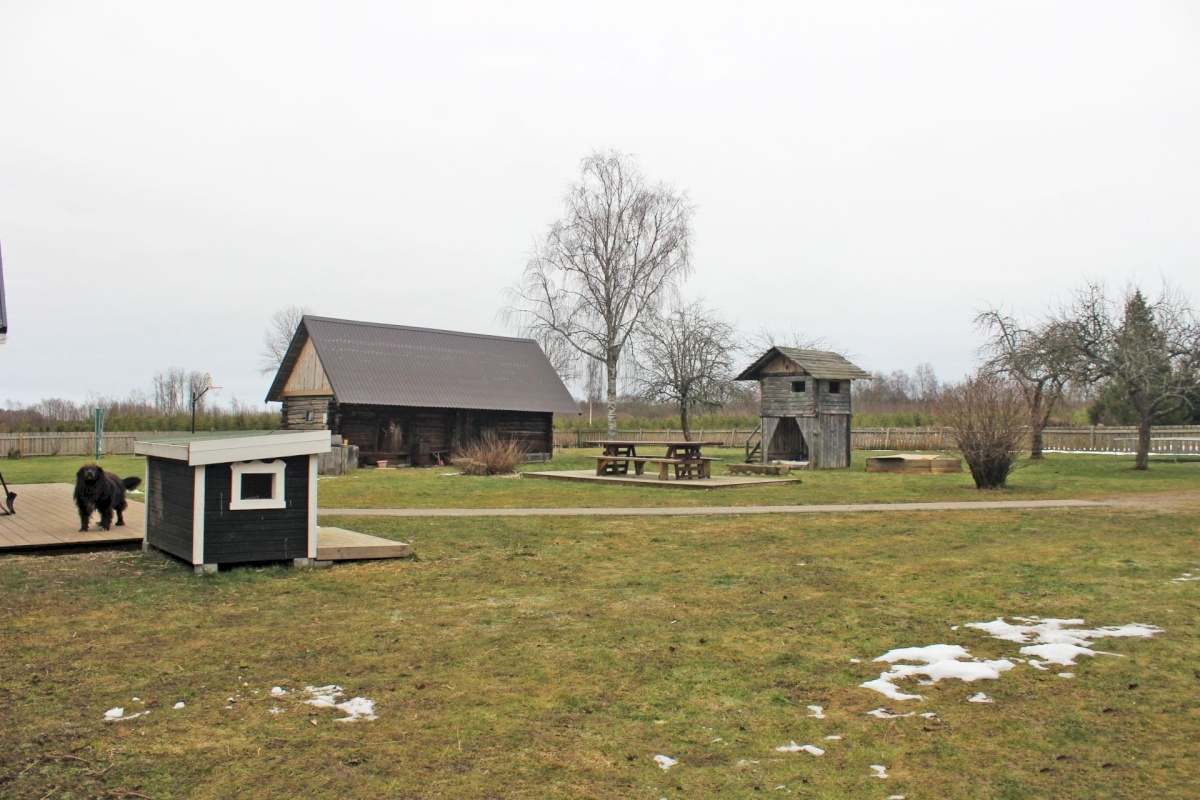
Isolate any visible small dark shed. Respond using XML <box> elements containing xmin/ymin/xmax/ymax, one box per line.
<box><xmin>736</xmin><ymin>347</ymin><xmax>871</xmax><ymax>469</ymax></box>
<box><xmin>265</xmin><ymin>316</ymin><xmax>580</xmax><ymax>465</ymax></box>
<box><xmin>135</xmin><ymin>430</ymin><xmax>331</xmax><ymax>573</ymax></box>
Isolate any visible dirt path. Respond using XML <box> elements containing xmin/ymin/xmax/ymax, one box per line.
<box><xmin>321</xmin><ymin>498</ymin><xmax>1112</xmax><ymax>518</ymax></box>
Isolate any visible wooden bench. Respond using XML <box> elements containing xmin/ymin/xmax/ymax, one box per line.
<box><xmin>727</xmin><ymin>462</ymin><xmax>791</xmax><ymax>476</ymax></box>
<box><xmin>591</xmin><ymin>455</ymin><xmax>720</xmax><ymax>480</ymax></box>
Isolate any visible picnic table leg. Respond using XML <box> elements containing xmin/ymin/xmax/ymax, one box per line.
<box><xmin>658</xmin><ymin>462</ymin><xmax>670</xmax><ymax>480</ymax></box>
<box><xmin>595</xmin><ymin>458</ymin><xmax>607</xmax><ymax>476</ymax></box>
<box><xmin>634</xmin><ymin>461</ymin><xmax>645</xmax><ymax>476</ymax></box>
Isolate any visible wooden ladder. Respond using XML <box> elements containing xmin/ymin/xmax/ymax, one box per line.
<box><xmin>744</xmin><ymin>423</ymin><xmax>762</xmax><ymax>463</ymax></box>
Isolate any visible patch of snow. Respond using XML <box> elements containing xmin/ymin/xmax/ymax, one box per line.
<box><xmin>1019</xmin><ymin>643</ymin><xmax>1103</xmax><ymax>666</ymax></box>
<box><xmin>173</xmin><ymin>702</ymin><xmax>185</xmax><ymax>709</ymax></box>
<box><xmin>862</xmin><ymin>645</ymin><xmax>1013</xmax><ymax>701</ymax></box>
<box><xmin>104</xmin><ymin>707</ymin><xmax>148</xmax><ymax>722</ymax></box>
<box><xmin>269</xmin><ymin>707</ymin><xmax>285</xmax><ymax>714</ymax></box>
<box><xmin>1172</xmin><ymin>571</ymin><xmax>1199</xmax><ymax>582</ymax></box>
<box><xmin>775</xmin><ymin>741</ymin><xmax>824</xmax><ymax>755</ymax></box>
<box><xmin>920</xmin><ymin>712</ymin><xmax>938</xmax><ymax>719</ymax></box>
<box><xmin>824</xmin><ymin>735</ymin><xmax>842</xmax><ymax>740</ymax></box>
<box><xmin>654</xmin><ymin>755</ymin><xmax>677</xmax><ymax>771</ymax></box>
<box><xmin>870</xmin><ymin>764</ymin><xmax>889</xmax><ymax>779</ymax></box>
<box><xmin>1058</xmin><ymin>673</ymin><xmax>1074</xmax><ymax>679</ymax></box>
<box><xmin>304</xmin><ymin>685</ymin><xmax>344</xmax><ymax>708</ymax></box>
<box><xmin>131</xmin><ymin>697</ymin><xmax>140</xmax><ymax>702</ymax></box>
<box><xmin>806</xmin><ymin>704</ymin><xmax>825</xmax><ymax>719</ymax></box>
<box><xmin>271</xmin><ymin>686</ymin><xmax>288</xmax><ymax>697</ymax></box>
<box><xmin>334</xmin><ymin>697</ymin><xmax>377</xmax><ymax>722</ymax></box>
<box><xmin>849</xmin><ymin>658</ymin><xmax>861</xmax><ymax>663</ymax></box>
<box><xmin>967</xmin><ymin>692</ymin><xmax>993</xmax><ymax>703</ymax></box>
<box><xmin>867</xmin><ymin>708</ymin><xmax>914</xmax><ymax>719</ymax></box>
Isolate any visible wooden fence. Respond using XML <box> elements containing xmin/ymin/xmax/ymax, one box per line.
<box><xmin>555</xmin><ymin>426</ymin><xmax>1200</xmax><ymax>454</ymax></box>
<box><xmin>5</xmin><ymin>426</ymin><xmax>1199</xmax><ymax>460</ymax></box>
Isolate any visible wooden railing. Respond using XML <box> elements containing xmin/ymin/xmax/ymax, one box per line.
<box><xmin>4</xmin><ymin>425</ymin><xmax>1198</xmax><ymax>459</ymax></box>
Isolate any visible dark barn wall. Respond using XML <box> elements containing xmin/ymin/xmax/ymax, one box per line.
<box><xmin>146</xmin><ymin>457</ymin><xmax>194</xmax><ymax>562</ymax></box>
<box><xmin>329</xmin><ymin>404</ymin><xmax>555</xmax><ymax>462</ymax></box>
<box><xmin>203</xmin><ymin>455</ymin><xmax>310</xmax><ymax>563</ymax></box>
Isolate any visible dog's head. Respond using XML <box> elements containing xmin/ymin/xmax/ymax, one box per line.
<box><xmin>76</xmin><ymin>463</ymin><xmax>105</xmax><ymax>486</ymax></box>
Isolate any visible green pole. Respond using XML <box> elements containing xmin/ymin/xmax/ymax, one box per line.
<box><xmin>94</xmin><ymin>408</ymin><xmax>102</xmax><ymax>460</ymax></box>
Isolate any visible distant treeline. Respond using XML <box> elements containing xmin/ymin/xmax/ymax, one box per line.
<box><xmin>0</xmin><ymin>395</ymin><xmax>279</xmax><ymax>433</ymax></box>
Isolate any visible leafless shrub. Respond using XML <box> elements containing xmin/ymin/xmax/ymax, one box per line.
<box><xmin>938</xmin><ymin>373</ymin><xmax>1027</xmax><ymax>489</ymax></box>
<box><xmin>452</xmin><ymin>434</ymin><xmax>526</xmax><ymax>475</ymax></box>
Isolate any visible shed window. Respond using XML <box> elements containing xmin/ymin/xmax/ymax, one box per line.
<box><xmin>791</xmin><ymin>380</ymin><xmax>806</xmax><ymax>393</ymax></box>
<box><xmin>828</xmin><ymin>381</ymin><xmax>842</xmax><ymax>394</ymax></box>
<box><xmin>229</xmin><ymin>460</ymin><xmax>287</xmax><ymax>511</ymax></box>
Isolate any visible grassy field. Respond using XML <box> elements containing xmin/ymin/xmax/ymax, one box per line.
<box><xmin>4</xmin><ymin>449</ymin><xmax>1195</xmax><ymax>510</ymax></box>
<box><xmin>0</xmin><ymin>452</ymin><xmax>1198</xmax><ymax>797</ymax></box>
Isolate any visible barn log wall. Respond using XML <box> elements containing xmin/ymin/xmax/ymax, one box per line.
<box><xmin>145</xmin><ymin>457</ymin><xmax>194</xmax><ymax>562</ymax></box>
<box><xmin>281</xmin><ymin>396</ymin><xmax>333</xmax><ymax>430</ymax></box>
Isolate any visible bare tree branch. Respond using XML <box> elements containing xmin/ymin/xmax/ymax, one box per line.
<box><xmin>259</xmin><ymin>305</ymin><xmax>312</xmax><ymax>376</ymax></box>
<box><xmin>504</xmin><ymin>150</ymin><xmax>693</xmax><ymax>436</ymax></box>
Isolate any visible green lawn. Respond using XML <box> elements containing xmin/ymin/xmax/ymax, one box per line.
<box><xmin>1</xmin><ymin>497</ymin><xmax>1197</xmax><ymax>798</ymax></box>
<box><xmin>2</xmin><ymin>450</ymin><xmax>1197</xmax><ymax>511</ymax></box>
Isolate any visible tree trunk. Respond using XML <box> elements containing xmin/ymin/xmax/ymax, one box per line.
<box><xmin>1028</xmin><ymin>385</ymin><xmax>1046</xmax><ymax>459</ymax></box>
<box><xmin>605</xmin><ymin>351</ymin><xmax>619</xmax><ymax>440</ymax></box>
<box><xmin>679</xmin><ymin>404</ymin><xmax>691</xmax><ymax>441</ymax></box>
<box><xmin>1134</xmin><ymin>417</ymin><xmax>1151</xmax><ymax>471</ymax></box>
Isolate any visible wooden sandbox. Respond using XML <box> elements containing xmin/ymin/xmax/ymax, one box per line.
<box><xmin>865</xmin><ymin>454</ymin><xmax>962</xmax><ymax>474</ymax></box>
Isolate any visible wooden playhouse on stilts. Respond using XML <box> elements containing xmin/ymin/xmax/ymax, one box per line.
<box><xmin>736</xmin><ymin>348</ymin><xmax>871</xmax><ymax>469</ymax></box>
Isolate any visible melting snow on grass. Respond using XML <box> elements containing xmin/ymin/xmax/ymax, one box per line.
<box><xmin>870</xmin><ymin>764</ymin><xmax>889</xmax><ymax>779</ymax></box>
<box><xmin>103</xmin><ymin>707</ymin><xmax>148</xmax><ymax>722</ymax></box>
<box><xmin>776</xmin><ymin>741</ymin><xmax>824</xmax><ymax>755</ymax></box>
<box><xmin>862</xmin><ymin>616</ymin><xmax>1162</xmax><ymax>705</ymax></box>
<box><xmin>654</xmin><ymin>755</ymin><xmax>677</xmax><ymax>771</ymax></box>
<box><xmin>806</xmin><ymin>704</ymin><xmax>825</xmax><ymax>719</ymax></box>
<box><xmin>861</xmin><ymin>644</ymin><xmax>1014</xmax><ymax>701</ymax></box>
<box><xmin>300</xmin><ymin>685</ymin><xmax>377</xmax><ymax>721</ymax></box>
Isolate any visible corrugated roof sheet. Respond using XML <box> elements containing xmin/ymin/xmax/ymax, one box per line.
<box><xmin>736</xmin><ymin>347</ymin><xmax>872</xmax><ymax>381</ymax></box>
<box><xmin>266</xmin><ymin>317</ymin><xmax>580</xmax><ymax>414</ymax></box>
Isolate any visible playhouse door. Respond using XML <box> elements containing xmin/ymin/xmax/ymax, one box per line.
<box><xmin>767</xmin><ymin>417</ymin><xmax>808</xmax><ymax>461</ymax></box>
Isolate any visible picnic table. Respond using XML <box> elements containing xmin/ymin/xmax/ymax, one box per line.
<box><xmin>592</xmin><ymin>440</ymin><xmax>723</xmax><ymax>480</ymax></box>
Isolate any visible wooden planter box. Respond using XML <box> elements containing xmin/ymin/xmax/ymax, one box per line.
<box><xmin>865</xmin><ymin>454</ymin><xmax>962</xmax><ymax>474</ymax></box>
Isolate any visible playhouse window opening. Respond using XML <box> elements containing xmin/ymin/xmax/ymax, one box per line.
<box><xmin>240</xmin><ymin>472</ymin><xmax>275</xmax><ymax>500</ymax></box>
<box><xmin>828</xmin><ymin>381</ymin><xmax>842</xmax><ymax>394</ymax></box>
<box><xmin>229</xmin><ymin>459</ymin><xmax>287</xmax><ymax>510</ymax></box>
<box><xmin>791</xmin><ymin>380</ymin><xmax>806</xmax><ymax>393</ymax></box>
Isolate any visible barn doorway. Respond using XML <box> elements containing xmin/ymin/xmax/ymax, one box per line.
<box><xmin>768</xmin><ymin>417</ymin><xmax>808</xmax><ymax>461</ymax></box>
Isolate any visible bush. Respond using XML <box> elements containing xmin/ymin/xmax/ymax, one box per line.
<box><xmin>452</xmin><ymin>434</ymin><xmax>526</xmax><ymax>475</ymax></box>
<box><xmin>938</xmin><ymin>373</ymin><xmax>1026</xmax><ymax>489</ymax></box>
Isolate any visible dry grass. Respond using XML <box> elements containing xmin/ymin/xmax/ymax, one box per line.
<box><xmin>452</xmin><ymin>434</ymin><xmax>527</xmax><ymax>476</ymax></box>
<box><xmin>1</xmin><ymin>501</ymin><xmax>1198</xmax><ymax>798</ymax></box>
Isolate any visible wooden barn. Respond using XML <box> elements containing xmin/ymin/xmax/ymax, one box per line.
<box><xmin>736</xmin><ymin>347</ymin><xmax>871</xmax><ymax>469</ymax></box>
<box><xmin>265</xmin><ymin>316</ymin><xmax>580</xmax><ymax>465</ymax></box>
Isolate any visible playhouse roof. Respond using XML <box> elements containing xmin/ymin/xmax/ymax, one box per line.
<box><xmin>265</xmin><ymin>316</ymin><xmax>580</xmax><ymax>414</ymax></box>
<box><xmin>735</xmin><ymin>347</ymin><xmax>871</xmax><ymax>381</ymax></box>
<box><xmin>135</xmin><ymin>429</ymin><xmax>332</xmax><ymax>465</ymax></box>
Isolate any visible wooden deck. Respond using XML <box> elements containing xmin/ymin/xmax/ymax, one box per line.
<box><xmin>315</xmin><ymin>527</ymin><xmax>411</xmax><ymax>561</ymax></box>
<box><xmin>0</xmin><ymin>483</ymin><xmax>144</xmax><ymax>550</ymax></box>
<box><xmin>0</xmin><ymin>483</ymin><xmax>410</xmax><ymax>563</ymax></box>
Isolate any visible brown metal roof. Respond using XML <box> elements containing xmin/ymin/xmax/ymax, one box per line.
<box><xmin>735</xmin><ymin>347</ymin><xmax>871</xmax><ymax>381</ymax></box>
<box><xmin>266</xmin><ymin>316</ymin><xmax>580</xmax><ymax>414</ymax></box>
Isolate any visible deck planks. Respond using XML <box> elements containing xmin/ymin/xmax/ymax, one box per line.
<box><xmin>0</xmin><ymin>483</ymin><xmax>145</xmax><ymax>550</ymax></box>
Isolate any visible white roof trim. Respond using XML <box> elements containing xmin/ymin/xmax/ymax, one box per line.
<box><xmin>134</xmin><ymin>431</ymin><xmax>332</xmax><ymax>465</ymax></box>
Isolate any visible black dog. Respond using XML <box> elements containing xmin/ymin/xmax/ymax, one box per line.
<box><xmin>74</xmin><ymin>463</ymin><xmax>142</xmax><ymax>532</ymax></box>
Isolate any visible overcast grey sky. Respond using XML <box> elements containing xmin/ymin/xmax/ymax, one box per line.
<box><xmin>2</xmin><ymin>0</ymin><xmax>1198</xmax><ymax>408</ymax></box>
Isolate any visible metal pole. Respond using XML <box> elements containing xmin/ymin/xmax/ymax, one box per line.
<box><xmin>94</xmin><ymin>407</ymin><xmax>101</xmax><ymax>460</ymax></box>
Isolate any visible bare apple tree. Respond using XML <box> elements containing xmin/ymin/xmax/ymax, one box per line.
<box><xmin>636</xmin><ymin>300</ymin><xmax>739</xmax><ymax>440</ymax></box>
<box><xmin>506</xmin><ymin>150</ymin><xmax>693</xmax><ymax>437</ymax></box>
<box><xmin>1054</xmin><ymin>282</ymin><xmax>1200</xmax><ymax>470</ymax></box>
<box><xmin>259</xmin><ymin>305</ymin><xmax>312</xmax><ymax>376</ymax></box>
<box><xmin>976</xmin><ymin>309</ymin><xmax>1075</xmax><ymax>459</ymax></box>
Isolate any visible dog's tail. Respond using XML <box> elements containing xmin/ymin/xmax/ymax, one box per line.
<box><xmin>123</xmin><ymin>476</ymin><xmax>143</xmax><ymax>491</ymax></box>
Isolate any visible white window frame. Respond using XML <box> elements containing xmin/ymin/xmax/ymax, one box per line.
<box><xmin>229</xmin><ymin>459</ymin><xmax>287</xmax><ymax>511</ymax></box>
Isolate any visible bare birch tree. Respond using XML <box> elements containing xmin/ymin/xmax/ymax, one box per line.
<box><xmin>259</xmin><ymin>305</ymin><xmax>311</xmax><ymax>375</ymax></box>
<box><xmin>636</xmin><ymin>300</ymin><xmax>739</xmax><ymax>440</ymax></box>
<box><xmin>1054</xmin><ymin>282</ymin><xmax>1200</xmax><ymax>470</ymax></box>
<box><xmin>506</xmin><ymin>150</ymin><xmax>693</xmax><ymax>437</ymax></box>
<box><xmin>976</xmin><ymin>309</ymin><xmax>1074</xmax><ymax>459</ymax></box>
